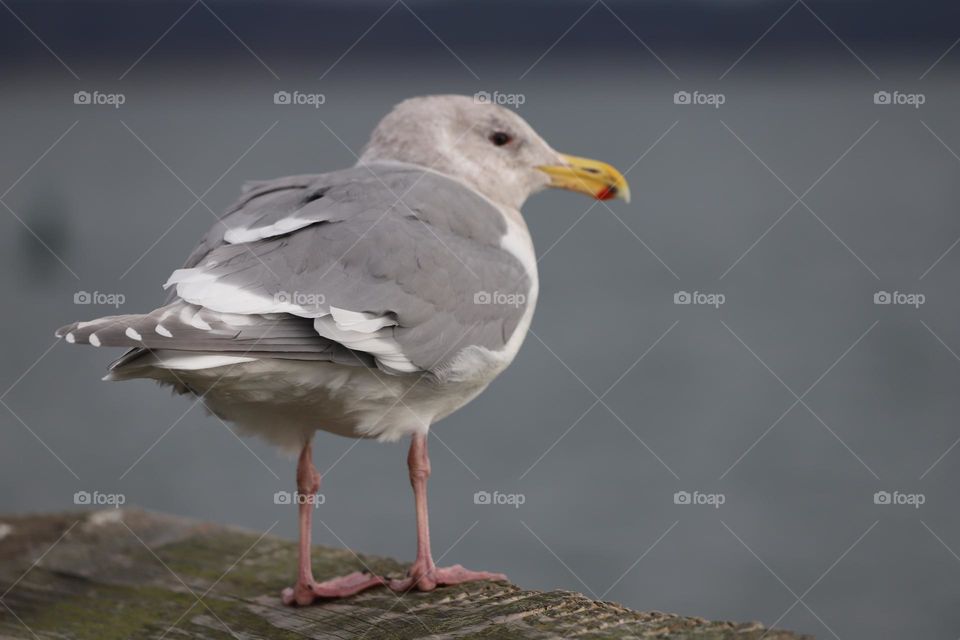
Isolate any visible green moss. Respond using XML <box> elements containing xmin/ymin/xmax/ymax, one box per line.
<box><xmin>155</xmin><ymin>530</ymin><xmax>406</xmax><ymax>597</ymax></box>
<box><xmin>13</xmin><ymin>581</ymin><xmax>197</xmax><ymax>639</ymax></box>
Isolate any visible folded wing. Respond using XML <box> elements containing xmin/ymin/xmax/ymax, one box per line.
<box><xmin>59</xmin><ymin>163</ymin><xmax>531</xmax><ymax>377</ymax></box>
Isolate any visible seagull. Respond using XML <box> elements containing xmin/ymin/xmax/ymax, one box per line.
<box><xmin>57</xmin><ymin>95</ymin><xmax>630</xmax><ymax>605</ymax></box>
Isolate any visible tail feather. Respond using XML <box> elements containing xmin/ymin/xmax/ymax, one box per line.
<box><xmin>57</xmin><ymin>301</ymin><xmax>374</xmax><ymax>368</ymax></box>
<box><xmin>58</xmin><ymin>303</ymin><xmax>238</xmax><ymax>349</ymax></box>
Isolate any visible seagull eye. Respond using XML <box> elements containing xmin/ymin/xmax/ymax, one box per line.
<box><xmin>489</xmin><ymin>131</ymin><xmax>512</xmax><ymax>147</ymax></box>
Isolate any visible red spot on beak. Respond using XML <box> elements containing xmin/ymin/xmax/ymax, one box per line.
<box><xmin>596</xmin><ymin>186</ymin><xmax>618</xmax><ymax>201</ymax></box>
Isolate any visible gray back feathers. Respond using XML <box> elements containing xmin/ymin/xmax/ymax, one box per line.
<box><xmin>59</xmin><ymin>163</ymin><xmax>531</xmax><ymax>377</ymax></box>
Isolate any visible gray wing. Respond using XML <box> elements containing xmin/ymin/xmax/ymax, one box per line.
<box><xmin>60</xmin><ymin>164</ymin><xmax>531</xmax><ymax>377</ymax></box>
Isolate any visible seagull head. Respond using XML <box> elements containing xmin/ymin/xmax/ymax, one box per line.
<box><xmin>358</xmin><ymin>94</ymin><xmax>630</xmax><ymax>210</ymax></box>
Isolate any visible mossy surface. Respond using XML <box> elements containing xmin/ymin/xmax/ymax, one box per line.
<box><xmin>0</xmin><ymin>510</ymin><xmax>810</xmax><ymax>639</ymax></box>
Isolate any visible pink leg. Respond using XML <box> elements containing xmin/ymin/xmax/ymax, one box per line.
<box><xmin>389</xmin><ymin>433</ymin><xmax>508</xmax><ymax>592</ymax></box>
<box><xmin>281</xmin><ymin>439</ymin><xmax>386</xmax><ymax>605</ymax></box>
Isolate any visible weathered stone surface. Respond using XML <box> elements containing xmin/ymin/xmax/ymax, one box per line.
<box><xmin>0</xmin><ymin>509</ymin><xmax>808</xmax><ymax>639</ymax></box>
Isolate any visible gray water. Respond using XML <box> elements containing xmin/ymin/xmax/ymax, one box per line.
<box><xmin>2</xmin><ymin>48</ymin><xmax>960</xmax><ymax>639</ymax></box>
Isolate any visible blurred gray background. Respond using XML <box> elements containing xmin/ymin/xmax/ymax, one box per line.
<box><xmin>2</xmin><ymin>1</ymin><xmax>960</xmax><ymax>637</ymax></box>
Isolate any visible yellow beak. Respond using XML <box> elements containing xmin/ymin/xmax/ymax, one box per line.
<box><xmin>538</xmin><ymin>154</ymin><xmax>631</xmax><ymax>203</ymax></box>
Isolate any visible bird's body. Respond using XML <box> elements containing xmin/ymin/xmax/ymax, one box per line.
<box><xmin>130</xmin><ymin>354</ymin><xmax>490</xmax><ymax>445</ymax></box>
<box><xmin>88</xmin><ymin>162</ymin><xmax>539</xmax><ymax>446</ymax></box>
<box><xmin>58</xmin><ymin>95</ymin><xmax>628</xmax><ymax>603</ymax></box>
